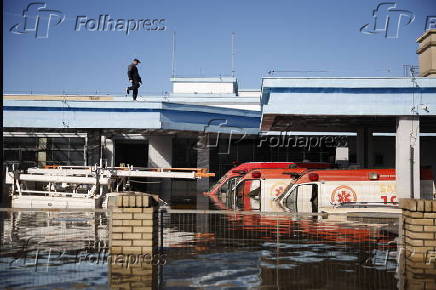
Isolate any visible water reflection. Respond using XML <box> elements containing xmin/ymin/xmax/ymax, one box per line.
<box><xmin>0</xmin><ymin>209</ymin><xmax>405</xmax><ymax>289</ymax></box>
<box><xmin>161</xmin><ymin>212</ymin><xmax>399</xmax><ymax>289</ymax></box>
<box><xmin>0</xmin><ymin>211</ymin><xmax>109</xmax><ymax>289</ymax></box>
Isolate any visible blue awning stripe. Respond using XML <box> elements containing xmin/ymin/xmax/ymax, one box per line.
<box><xmin>270</xmin><ymin>87</ymin><xmax>436</xmax><ymax>94</ymax></box>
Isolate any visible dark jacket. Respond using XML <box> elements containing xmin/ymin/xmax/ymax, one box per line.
<box><xmin>128</xmin><ymin>64</ymin><xmax>142</xmax><ymax>83</ymax></box>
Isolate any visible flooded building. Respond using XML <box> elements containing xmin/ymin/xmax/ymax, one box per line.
<box><xmin>3</xmin><ymin>30</ymin><xmax>436</xmax><ymax>205</ymax></box>
<box><xmin>3</xmin><ymin>77</ymin><xmax>338</xmax><ymax>205</ymax></box>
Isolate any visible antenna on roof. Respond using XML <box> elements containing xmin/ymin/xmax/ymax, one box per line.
<box><xmin>403</xmin><ymin>64</ymin><xmax>419</xmax><ymax>77</ymax></box>
<box><xmin>171</xmin><ymin>31</ymin><xmax>176</xmax><ymax>77</ymax></box>
<box><xmin>231</xmin><ymin>32</ymin><xmax>235</xmax><ymax>77</ymax></box>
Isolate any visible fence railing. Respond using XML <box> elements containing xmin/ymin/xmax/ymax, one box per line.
<box><xmin>0</xmin><ymin>208</ymin><xmax>403</xmax><ymax>289</ymax></box>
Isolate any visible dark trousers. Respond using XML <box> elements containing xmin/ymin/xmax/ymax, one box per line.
<box><xmin>128</xmin><ymin>82</ymin><xmax>141</xmax><ymax>100</ymax></box>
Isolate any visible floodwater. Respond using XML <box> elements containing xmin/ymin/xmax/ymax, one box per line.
<box><xmin>0</xmin><ymin>210</ymin><xmax>401</xmax><ymax>289</ymax></box>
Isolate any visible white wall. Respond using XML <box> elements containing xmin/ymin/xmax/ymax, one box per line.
<box><xmin>173</xmin><ymin>82</ymin><xmax>235</xmax><ymax>94</ymax></box>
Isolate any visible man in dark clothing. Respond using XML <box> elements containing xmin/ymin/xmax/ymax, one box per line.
<box><xmin>127</xmin><ymin>58</ymin><xmax>142</xmax><ymax>101</ymax></box>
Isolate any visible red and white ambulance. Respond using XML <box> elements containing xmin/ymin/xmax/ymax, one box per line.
<box><xmin>208</xmin><ymin>167</ymin><xmax>399</xmax><ymax>244</ymax></box>
<box><xmin>206</xmin><ymin>161</ymin><xmax>333</xmax><ymax>197</ymax></box>
<box><xmin>214</xmin><ymin>167</ymin><xmax>435</xmax><ymax>214</ymax></box>
<box><xmin>277</xmin><ymin>169</ymin><xmax>435</xmax><ymax>214</ymax></box>
<box><xmin>216</xmin><ymin>167</ymin><xmax>308</xmax><ymax>212</ymax></box>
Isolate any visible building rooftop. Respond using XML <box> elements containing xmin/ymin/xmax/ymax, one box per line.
<box><xmin>260</xmin><ymin>77</ymin><xmax>436</xmax><ymax>132</ymax></box>
<box><xmin>170</xmin><ymin>77</ymin><xmax>237</xmax><ymax>83</ymax></box>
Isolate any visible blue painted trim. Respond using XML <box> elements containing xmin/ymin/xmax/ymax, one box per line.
<box><xmin>270</xmin><ymin>87</ymin><xmax>436</xmax><ymax>94</ymax></box>
<box><xmin>162</xmin><ymin>110</ymin><xmax>260</xmax><ymax>129</ymax></box>
<box><xmin>4</xmin><ymin>106</ymin><xmax>261</xmax><ymax>126</ymax></box>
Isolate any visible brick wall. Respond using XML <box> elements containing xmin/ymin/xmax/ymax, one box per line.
<box><xmin>400</xmin><ymin>198</ymin><xmax>436</xmax><ymax>289</ymax></box>
<box><xmin>108</xmin><ymin>193</ymin><xmax>159</xmax><ymax>289</ymax></box>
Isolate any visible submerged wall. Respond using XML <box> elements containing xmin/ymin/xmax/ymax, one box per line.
<box><xmin>108</xmin><ymin>193</ymin><xmax>159</xmax><ymax>289</ymax></box>
<box><xmin>400</xmin><ymin>198</ymin><xmax>436</xmax><ymax>289</ymax></box>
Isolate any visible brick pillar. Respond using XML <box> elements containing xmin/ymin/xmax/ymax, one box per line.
<box><xmin>399</xmin><ymin>198</ymin><xmax>436</xmax><ymax>289</ymax></box>
<box><xmin>108</xmin><ymin>193</ymin><xmax>159</xmax><ymax>289</ymax></box>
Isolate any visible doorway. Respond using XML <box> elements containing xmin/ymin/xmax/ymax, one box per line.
<box><xmin>114</xmin><ymin>140</ymin><xmax>148</xmax><ymax>167</ymax></box>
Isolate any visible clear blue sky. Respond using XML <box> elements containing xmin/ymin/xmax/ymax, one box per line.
<box><xmin>3</xmin><ymin>0</ymin><xmax>435</xmax><ymax>94</ymax></box>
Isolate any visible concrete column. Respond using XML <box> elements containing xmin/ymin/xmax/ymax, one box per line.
<box><xmin>196</xmin><ymin>145</ymin><xmax>210</xmax><ymax>208</ymax></box>
<box><xmin>148</xmin><ymin>136</ymin><xmax>173</xmax><ymax>168</ymax></box>
<box><xmin>196</xmin><ymin>141</ymin><xmax>210</xmax><ymax>233</ymax></box>
<box><xmin>86</xmin><ymin>130</ymin><xmax>102</xmax><ymax>166</ymax></box>
<box><xmin>356</xmin><ymin>128</ymin><xmax>374</xmax><ymax>168</ymax></box>
<box><xmin>396</xmin><ymin>117</ymin><xmax>420</xmax><ymax>199</ymax></box>
<box><xmin>37</xmin><ymin>138</ymin><xmax>47</xmax><ymax>167</ymax></box>
<box><xmin>148</xmin><ymin>136</ymin><xmax>173</xmax><ymax>202</ymax></box>
<box><xmin>103</xmin><ymin>137</ymin><xmax>114</xmax><ymax>167</ymax></box>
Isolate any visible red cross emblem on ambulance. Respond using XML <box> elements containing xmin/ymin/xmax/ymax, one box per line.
<box><xmin>331</xmin><ymin>185</ymin><xmax>357</xmax><ymax>204</ymax></box>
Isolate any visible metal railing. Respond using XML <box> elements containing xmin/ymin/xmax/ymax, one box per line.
<box><xmin>0</xmin><ymin>208</ymin><xmax>402</xmax><ymax>289</ymax></box>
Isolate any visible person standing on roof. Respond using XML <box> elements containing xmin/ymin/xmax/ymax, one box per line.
<box><xmin>126</xmin><ymin>58</ymin><xmax>142</xmax><ymax>101</ymax></box>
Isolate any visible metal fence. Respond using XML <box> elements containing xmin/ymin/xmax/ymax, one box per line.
<box><xmin>160</xmin><ymin>209</ymin><xmax>400</xmax><ymax>289</ymax></box>
<box><xmin>0</xmin><ymin>209</ymin><xmax>109</xmax><ymax>288</ymax></box>
<box><xmin>0</xmin><ymin>208</ymin><xmax>401</xmax><ymax>289</ymax></box>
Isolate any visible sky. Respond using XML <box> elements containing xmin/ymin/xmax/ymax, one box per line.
<box><xmin>3</xmin><ymin>0</ymin><xmax>436</xmax><ymax>95</ymax></box>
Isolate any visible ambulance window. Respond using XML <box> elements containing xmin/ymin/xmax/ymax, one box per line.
<box><xmin>227</xmin><ymin>178</ymin><xmax>236</xmax><ymax>194</ymax></box>
<box><xmin>235</xmin><ymin>181</ymin><xmax>245</xmax><ymax>209</ymax></box>
<box><xmin>226</xmin><ymin>177</ymin><xmax>238</xmax><ymax>209</ymax></box>
<box><xmin>219</xmin><ymin>182</ymin><xmax>228</xmax><ymax>195</ymax></box>
<box><xmin>296</xmin><ymin>184</ymin><xmax>319</xmax><ymax>213</ymax></box>
<box><xmin>248</xmin><ymin>180</ymin><xmax>261</xmax><ymax>211</ymax></box>
<box><xmin>284</xmin><ymin>187</ymin><xmax>298</xmax><ymax>213</ymax></box>
<box><xmin>248</xmin><ymin>180</ymin><xmax>261</xmax><ymax>199</ymax></box>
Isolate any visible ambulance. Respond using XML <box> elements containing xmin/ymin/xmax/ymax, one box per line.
<box><xmin>206</xmin><ymin>162</ymin><xmax>333</xmax><ymax>197</ymax></box>
<box><xmin>216</xmin><ymin>167</ymin><xmax>309</xmax><ymax>212</ymax></box>
<box><xmin>208</xmin><ymin>167</ymin><xmax>399</xmax><ymax>245</ymax></box>
<box><xmin>277</xmin><ymin>168</ymin><xmax>435</xmax><ymax>214</ymax></box>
